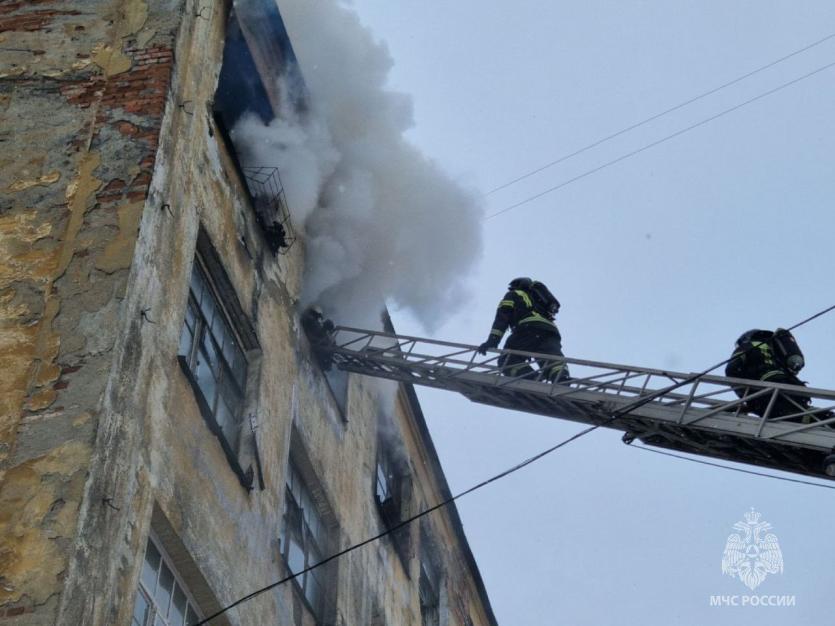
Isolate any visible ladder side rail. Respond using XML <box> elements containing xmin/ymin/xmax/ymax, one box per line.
<box><xmin>332</xmin><ymin>327</ymin><xmax>835</xmax><ymax>401</ymax></box>
<box><xmin>333</xmin><ymin>326</ymin><xmax>722</xmax><ymax>382</ymax></box>
<box><xmin>331</xmin><ymin>338</ymin><xmax>830</xmax><ymax>416</ymax></box>
<box><xmin>700</xmin><ymin>373</ymin><xmax>835</xmax><ymax>401</ymax></box>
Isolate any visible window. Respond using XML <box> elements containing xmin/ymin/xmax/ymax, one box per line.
<box><xmin>375</xmin><ymin>437</ymin><xmax>411</xmax><ymax>563</ymax></box>
<box><xmin>132</xmin><ymin>537</ymin><xmax>202</xmax><ymax>626</ymax></box>
<box><xmin>213</xmin><ymin>9</ymin><xmax>274</xmax><ymax>131</ymax></box>
<box><xmin>179</xmin><ymin>259</ymin><xmax>248</xmax><ymax>453</ymax></box>
<box><xmin>419</xmin><ymin>544</ymin><xmax>441</xmax><ymax>626</ymax></box>
<box><xmin>212</xmin><ymin>6</ymin><xmax>299</xmax><ymax>255</ymax></box>
<box><xmin>325</xmin><ymin>368</ymin><xmax>349</xmax><ymax>416</ymax></box>
<box><xmin>280</xmin><ymin>462</ymin><xmax>331</xmax><ymax>620</ymax></box>
<box><xmin>177</xmin><ymin>234</ymin><xmax>262</xmax><ymax>491</ymax></box>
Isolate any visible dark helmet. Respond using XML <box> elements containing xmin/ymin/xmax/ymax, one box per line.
<box><xmin>735</xmin><ymin>329</ymin><xmax>773</xmax><ymax>348</ymax></box>
<box><xmin>508</xmin><ymin>277</ymin><xmax>533</xmax><ymax>290</ymax></box>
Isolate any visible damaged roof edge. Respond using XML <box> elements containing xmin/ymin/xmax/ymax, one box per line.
<box><xmin>383</xmin><ymin>312</ymin><xmax>500</xmax><ymax>626</ymax></box>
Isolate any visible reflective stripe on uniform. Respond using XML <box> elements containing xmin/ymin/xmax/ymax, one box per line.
<box><xmin>751</xmin><ymin>341</ymin><xmax>774</xmax><ymax>365</ymax></box>
<box><xmin>499</xmin><ymin>300</ymin><xmax>514</xmax><ymax>308</ymax></box>
<box><xmin>518</xmin><ymin>313</ymin><xmax>556</xmax><ymax>328</ymax></box>
<box><xmin>761</xmin><ymin>370</ymin><xmax>785</xmax><ymax>381</ymax></box>
<box><xmin>490</xmin><ymin>329</ymin><xmax>504</xmax><ymax>337</ymax></box>
<box><xmin>514</xmin><ymin>289</ymin><xmax>532</xmax><ymax>308</ymax></box>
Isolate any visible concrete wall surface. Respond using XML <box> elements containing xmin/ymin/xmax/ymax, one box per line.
<box><xmin>0</xmin><ymin>1</ymin><xmax>498</xmax><ymax>625</ymax></box>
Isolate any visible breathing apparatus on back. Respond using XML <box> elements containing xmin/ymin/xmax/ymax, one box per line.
<box><xmin>508</xmin><ymin>277</ymin><xmax>561</xmax><ymax>320</ymax></box>
<box><xmin>736</xmin><ymin>328</ymin><xmax>805</xmax><ymax>374</ymax></box>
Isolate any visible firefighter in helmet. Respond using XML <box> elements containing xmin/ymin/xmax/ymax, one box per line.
<box><xmin>477</xmin><ymin>278</ymin><xmax>569</xmax><ymax>382</ymax></box>
<box><xmin>725</xmin><ymin>328</ymin><xmax>810</xmax><ymax>419</ymax></box>
<box><xmin>302</xmin><ymin>306</ymin><xmax>336</xmax><ymax>370</ymax></box>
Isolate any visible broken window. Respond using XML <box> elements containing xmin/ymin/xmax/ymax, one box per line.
<box><xmin>212</xmin><ymin>6</ymin><xmax>298</xmax><ymax>255</ymax></box>
<box><xmin>213</xmin><ymin>10</ymin><xmax>274</xmax><ymax>131</ymax></box>
<box><xmin>131</xmin><ymin>536</ymin><xmax>202</xmax><ymax>626</ymax></box>
<box><xmin>280</xmin><ymin>461</ymin><xmax>332</xmax><ymax>620</ymax></box>
<box><xmin>375</xmin><ymin>434</ymin><xmax>411</xmax><ymax>564</ymax></box>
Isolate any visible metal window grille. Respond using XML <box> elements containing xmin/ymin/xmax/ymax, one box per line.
<box><xmin>241</xmin><ymin>166</ymin><xmax>296</xmax><ymax>254</ymax></box>
<box><xmin>178</xmin><ymin>260</ymin><xmax>248</xmax><ymax>452</ymax></box>
<box><xmin>131</xmin><ymin>537</ymin><xmax>202</xmax><ymax>626</ymax></box>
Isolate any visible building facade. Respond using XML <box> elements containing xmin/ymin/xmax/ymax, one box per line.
<box><xmin>0</xmin><ymin>1</ymin><xmax>498</xmax><ymax>625</ymax></box>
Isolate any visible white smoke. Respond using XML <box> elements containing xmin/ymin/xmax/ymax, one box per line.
<box><xmin>230</xmin><ymin>108</ymin><xmax>339</xmax><ymax>225</ymax></box>
<box><xmin>230</xmin><ymin>0</ymin><xmax>483</xmax><ymax>331</ymax></box>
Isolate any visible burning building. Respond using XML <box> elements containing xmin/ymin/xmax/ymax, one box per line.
<box><xmin>0</xmin><ymin>0</ymin><xmax>494</xmax><ymax>624</ymax></box>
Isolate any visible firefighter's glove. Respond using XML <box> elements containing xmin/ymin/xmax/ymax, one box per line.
<box><xmin>478</xmin><ymin>337</ymin><xmax>499</xmax><ymax>355</ymax></box>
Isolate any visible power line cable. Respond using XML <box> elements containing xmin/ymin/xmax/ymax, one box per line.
<box><xmin>487</xmin><ymin>59</ymin><xmax>835</xmax><ymax>220</ymax></box>
<box><xmin>193</xmin><ymin>302</ymin><xmax>835</xmax><ymax>625</ymax></box>
<box><xmin>629</xmin><ymin>443</ymin><xmax>835</xmax><ymax>490</ymax></box>
<box><xmin>194</xmin><ymin>422</ymin><xmax>600</xmax><ymax>626</ymax></box>
<box><xmin>486</xmin><ymin>30</ymin><xmax>835</xmax><ymax>196</ymax></box>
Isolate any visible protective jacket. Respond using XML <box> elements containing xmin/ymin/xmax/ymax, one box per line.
<box><xmin>725</xmin><ymin>329</ymin><xmax>810</xmax><ymax>419</ymax></box>
<box><xmin>725</xmin><ymin>329</ymin><xmax>804</xmax><ymax>384</ymax></box>
<box><xmin>487</xmin><ymin>288</ymin><xmax>558</xmax><ymax>344</ymax></box>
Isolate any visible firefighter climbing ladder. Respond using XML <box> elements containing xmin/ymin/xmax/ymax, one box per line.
<box><xmin>318</xmin><ymin>327</ymin><xmax>835</xmax><ymax>480</ymax></box>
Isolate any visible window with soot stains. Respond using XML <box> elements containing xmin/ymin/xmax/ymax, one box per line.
<box><xmin>279</xmin><ymin>461</ymin><xmax>333</xmax><ymax>621</ymax></box>
<box><xmin>419</xmin><ymin>540</ymin><xmax>441</xmax><ymax>626</ymax></box>
<box><xmin>179</xmin><ymin>259</ymin><xmax>248</xmax><ymax>452</ymax></box>
<box><xmin>177</xmin><ymin>234</ymin><xmax>260</xmax><ymax>489</ymax></box>
<box><xmin>375</xmin><ymin>435</ymin><xmax>412</xmax><ymax>565</ymax></box>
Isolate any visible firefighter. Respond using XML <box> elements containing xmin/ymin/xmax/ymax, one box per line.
<box><xmin>725</xmin><ymin>328</ymin><xmax>810</xmax><ymax>419</ymax></box>
<box><xmin>477</xmin><ymin>277</ymin><xmax>569</xmax><ymax>382</ymax></box>
<box><xmin>302</xmin><ymin>306</ymin><xmax>336</xmax><ymax>370</ymax></box>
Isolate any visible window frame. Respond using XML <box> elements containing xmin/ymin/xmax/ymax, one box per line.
<box><xmin>177</xmin><ymin>238</ymin><xmax>260</xmax><ymax>490</ymax></box>
<box><xmin>374</xmin><ymin>436</ymin><xmax>412</xmax><ymax>568</ymax></box>
<box><xmin>323</xmin><ymin>366</ymin><xmax>350</xmax><ymax>420</ymax></box>
<box><xmin>279</xmin><ymin>461</ymin><xmax>333</xmax><ymax>622</ymax></box>
<box><xmin>419</xmin><ymin>540</ymin><xmax>442</xmax><ymax>626</ymax></box>
<box><xmin>210</xmin><ymin>5</ymin><xmax>301</xmax><ymax>256</ymax></box>
<box><xmin>132</xmin><ymin>533</ymin><xmax>203</xmax><ymax>626</ymax></box>
<box><xmin>179</xmin><ymin>257</ymin><xmax>248</xmax><ymax>449</ymax></box>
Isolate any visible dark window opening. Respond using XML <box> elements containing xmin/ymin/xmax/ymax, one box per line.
<box><xmin>212</xmin><ymin>7</ymin><xmax>300</xmax><ymax>255</ymax></box>
<box><xmin>213</xmin><ymin>10</ymin><xmax>274</xmax><ymax>131</ymax></box>
<box><xmin>375</xmin><ymin>437</ymin><xmax>411</xmax><ymax>566</ymax></box>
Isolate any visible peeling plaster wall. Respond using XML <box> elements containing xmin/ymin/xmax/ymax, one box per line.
<box><xmin>0</xmin><ymin>1</ymin><xmax>498</xmax><ymax>625</ymax></box>
<box><xmin>0</xmin><ymin>0</ymin><xmax>183</xmax><ymax>623</ymax></box>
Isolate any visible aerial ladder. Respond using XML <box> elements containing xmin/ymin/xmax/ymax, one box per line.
<box><xmin>313</xmin><ymin>326</ymin><xmax>835</xmax><ymax>481</ymax></box>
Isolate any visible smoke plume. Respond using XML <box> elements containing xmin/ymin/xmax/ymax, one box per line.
<box><xmin>230</xmin><ymin>0</ymin><xmax>483</xmax><ymax>330</ymax></box>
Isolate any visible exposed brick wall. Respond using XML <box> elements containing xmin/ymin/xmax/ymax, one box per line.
<box><xmin>0</xmin><ymin>9</ymin><xmax>82</xmax><ymax>34</ymax></box>
<box><xmin>0</xmin><ymin>0</ymin><xmax>183</xmax><ymax>623</ymax></box>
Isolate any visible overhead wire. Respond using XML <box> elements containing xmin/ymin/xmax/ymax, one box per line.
<box><xmin>485</xmin><ymin>30</ymin><xmax>835</xmax><ymax>196</ymax></box>
<box><xmin>629</xmin><ymin>444</ymin><xmax>835</xmax><ymax>491</ymax></box>
<box><xmin>487</xmin><ymin>59</ymin><xmax>835</xmax><ymax>219</ymax></box>
<box><xmin>193</xmin><ymin>301</ymin><xmax>835</xmax><ymax>625</ymax></box>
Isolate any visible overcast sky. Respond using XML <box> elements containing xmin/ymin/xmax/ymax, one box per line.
<box><xmin>346</xmin><ymin>2</ymin><xmax>835</xmax><ymax>624</ymax></box>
